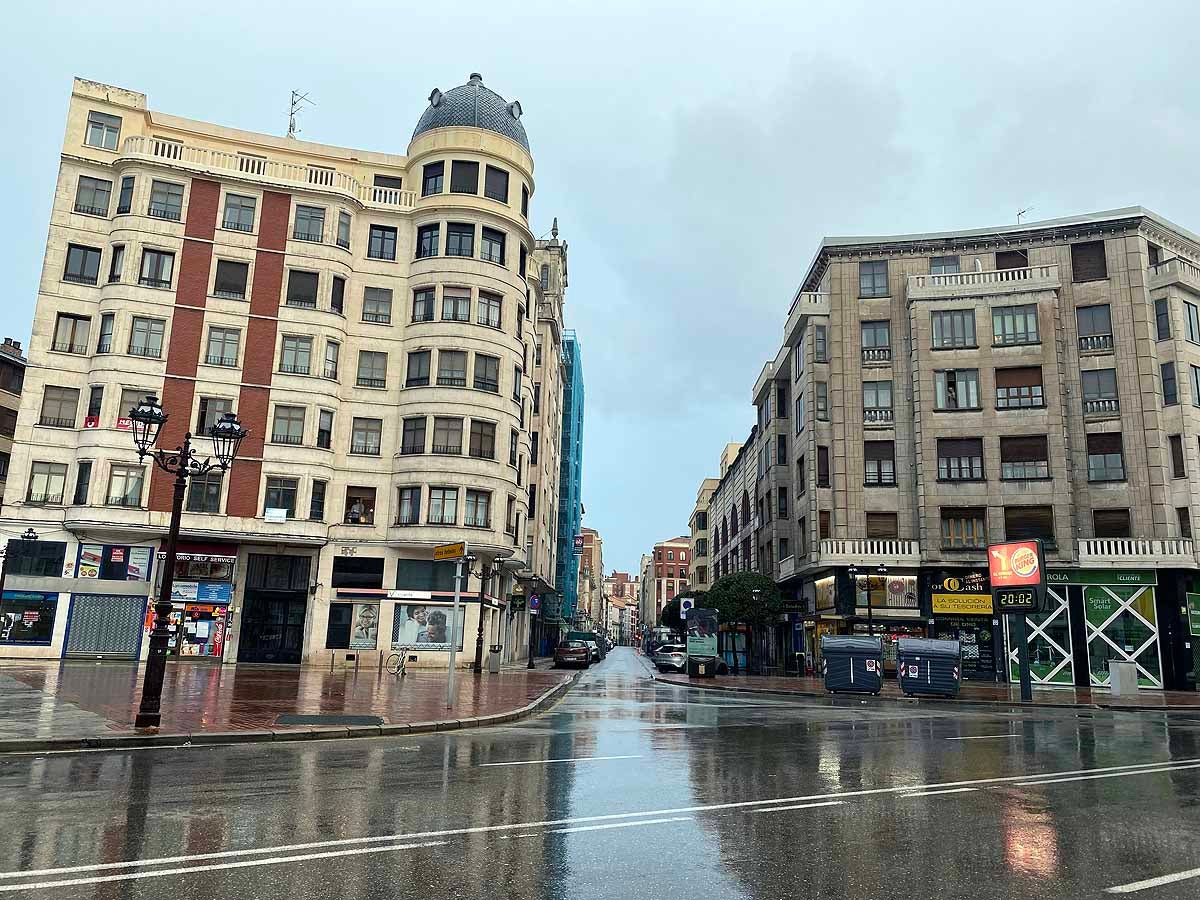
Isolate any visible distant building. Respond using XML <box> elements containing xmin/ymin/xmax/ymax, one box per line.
<box><xmin>689</xmin><ymin>477</ymin><xmax>719</xmax><ymax>590</ymax></box>
<box><xmin>646</xmin><ymin>536</ymin><xmax>690</xmax><ymax>623</ymax></box>
<box><xmin>576</xmin><ymin>527</ymin><xmax>603</xmax><ymax>626</ymax></box>
<box><xmin>556</xmin><ymin>330</ymin><xmax>584</xmax><ymax>621</ymax></box>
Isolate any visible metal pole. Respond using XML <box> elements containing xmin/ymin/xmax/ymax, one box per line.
<box><xmin>1012</xmin><ymin>612</ymin><xmax>1033</xmax><ymax>702</ymax></box>
<box><xmin>473</xmin><ymin>563</ymin><xmax>488</xmax><ymax>674</ymax></box>
<box><xmin>446</xmin><ymin>557</ymin><xmax>464</xmax><ymax>709</ymax></box>
<box><xmin>528</xmin><ymin>609</ymin><xmax>537</xmax><ymax>668</ymax></box>
<box><xmin>135</xmin><ymin>434</ymin><xmax>190</xmax><ymax>728</ymax></box>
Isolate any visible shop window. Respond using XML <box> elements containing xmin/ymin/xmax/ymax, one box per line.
<box><xmin>394</xmin><ymin>559</ymin><xmax>458</xmax><ymax>592</ymax></box>
<box><xmin>325</xmin><ymin>604</ymin><xmax>354</xmax><ymax>649</ymax></box>
<box><xmin>2</xmin><ymin>540</ymin><xmax>67</xmax><ymax>577</ymax></box>
<box><xmin>331</xmin><ymin>556</ymin><xmax>385</xmax><ymax>589</ymax></box>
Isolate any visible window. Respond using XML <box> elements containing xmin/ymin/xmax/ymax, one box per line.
<box><xmin>993</xmin><ymin>304</ymin><xmax>1039</xmax><ymax>345</ymax></box>
<box><xmin>816</xmin><ymin>382</ymin><xmax>829</xmax><ymax>420</ymax></box>
<box><xmin>1071</xmin><ymin>240</ymin><xmax>1108</xmax><ymax>282</ymax></box>
<box><xmin>995</xmin><ymin>366</ymin><xmax>1044</xmax><ymax>409</ymax></box>
<box><xmin>474</xmin><ymin>354</ymin><xmax>500</xmax><ymax>392</ymax></box>
<box><xmin>930</xmin><ymin>255</ymin><xmax>960</xmax><ymax>275</ymax></box>
<box><xmin>279</xmin><ymin>335</ymin><xmax>312</xmax><ymax>374</ymax></box>
<box><xmin>437</xmin><ymin>350</ymin><xmax>467</xmax><ymax>387</ymax></box>
<box><xmin>285</xmin><ymin>270</ymin><xmax>318</xmax><ymax>307</ymax></box>
<box><xmin>540</xmin><ymin>264</ymin><xmax>549</xmax><ymax>290</ymax></box>
<box><xmin>1005</xmin><ymin>505</ymin><xmax>1055</xmax><ymax>548</ymax></box>
<box><xmin>129</xmin><ymin>317</ymin><xmax>165</xmax><ymax>358</ymax></box>
<box><xmin>401</xmin><ymin>417</ymin><xmax>426</xmax><ymax>455</ymax></box>
<box><xmin>222</xmin><ymin>193</ymin><xmax>256</xmax><ymax>231</ymax></box>
<box><xmin>308</xmin><ymin>480</ymin><xmax>327</xmax><ymax>521</ymax></box>
<box><xmin>367</xmin><ymin>225</ymin><xmax>397</xmax><ymax>261</ymax></box>
<box><xmin>450</xmin><ymin>161</ymin><xmax>479</xmax><ymax>194</ymax></box>
<box><xmin>118</xmin><ymin>388</ymin><xmax>144</xmax><ymax>425</ymax></box>
<box><xmin>356</xmin><ymin>350</ymin><xmax>387</xmax><ymax>388</ymax></box>
<box><xmin>212</xmin><ymin>260</ymin><xmax>249</xmax><ymax>300</ymax></box>
<box><xmin>1087</xmin><ymin>432</ymin><xmax>1126</xmax><ymax>482</ymax></box>
<box><xmin>403</xmin><ymin>289</ymin><xmax>433</xmax><ymax>325</ymax></box>
<box><xmin>484</xmin><ymin>166</ymin><xmax>509</xmax><ymax>202</ymax></box>
<box><xmin>861</xmin><ymin>321</ymin><xmax>890</xmax><ymax>362</ymax></box>
<box><xmin>139</xmin><ymin>249</ymin><xmax>175</xmax><ymax>288</ymax></box>
<box><xmin>416</xmin><ymin>224</ymin><xmax>439</xmax><ymax>258</ymax></box>
<box><xmin>819</xmin><ymin>510</ymin><xmax>831</xmax><ymax>540</ymax></box>
<box><xmin>814</xmin><ymin>324</ymin><xmax>828</xmax><ymax>362</ymax></box>
<box><xmin>931</xmin><ymin>309</ymin><xmax>976</xmax><ymax>348</ymax></box>
<box><xmin>866</xmin><ymin>512</ymin><xmax>898</xmax><ymax>539</ymax></box>
<box><xmin>87</xmin><ymin>385</ymin><xmax>103</xmax><ymax>419</ymax></box>
<box><xmin>432</xmin><ymin>417</ymin><xmax>463</xmax><ymax>454</ymax></box>
<box><xmin>1093</xmin><ymin>509</ymin><xmax>1131</xmax><ymax>538</ymax></box>
<box><xmin>293</xmin><ymin>205</ymin><xmax>325</xmax><ymax>242</ymax></box>
<box><xmin>115</xmin><ymin>176</ymin><xmax>135</xmax><ymax>214</ymax></box>
<box><xmin>463</xmin><ymin>489</ymin><xmax>492</xmax><ymax>528</ymax></box>
<box><xmin>52</xmin><ymin>314</ymin><xmax>91</xmax><ymax>354</ymax></box>
<box><xmin>817</xmin><ymin>446</ymin><xmax>830</xmax><ymax>487</ymax></box>
<box><xmin>1076</xmin><ymin>304</ymin><xmax>1114</xmax><ymax>352</ymax></box>
<box><xmin>337</xmin><ymin>211</ymin><xmax>352</xmax><ymax>250</ymax></box>
<box><xmin>535</xmin><ymin>342</ymin><xmax>543</xmax><ymax>367</ymax></box>
<box><xmin>1169</xmin><ymin>434</ymin><xmax>1185</xmax><ymax>478</ymax></box>
<box><xmin>422</xmin><ymin>162</ymin><xmax>444</xmax><ymax>196</ymax></box>
<box><xmin>995</xmin><ymin>249</ymin><xmax>1029</xmax><ymax>270</ymax></box>
<box><xmin>26</xmin><ymin>462</ymin><xmax>67</xmax><ymax>504</ymax></box>
<box><xmin>480</xmin><ymin>228</ymin><xmax>506</xmax><ymax>265</ymax></box>
<box><xmin>521</xmin><ymin>184</ymin><xmax>529</xmax><ymax>218</ymax></box>
<box><xmin>406</xmin><ymin>350</ymin><xmax>431</xmax><ymax>387</ymax></box>
<box><xmin>39</xmin><ymin>386</ymin><xmax>79</xmax><ymax>428</ymax></box>
<box><xmin>317</xmin><ymin>409</ymin><xmax>334</xmax><ymax>450</ymax></box>
<box><xmin>64</xmin><ymin>244</ymin><xmax>101</xmax><ymax>284</ymax></box>
<box><xmin>513</xmin><ymin>366</ymin><xmax>523</xmax><ymax>401</ymax></box>
<box><xmin>271</xmin><ymin>406</ymin><xmax>305</xmax><ymax>445</ymax></box>
<box><xmin>478</xmin><ymin>292</ymin><xmax>502</xmax><ymax>328</ymax></box>
<box><xmin>777</xmin><ymin>434</ymin><xmax>787</xmax><ymax>463</ymax></box>
<box><xmin>519</xmin><ymin>245</ymin><xmax>528</xmax><ymax>278</ymax></box>
<box><xmin>509</xmin><ymin>429</ymin><xmax>519</xmax><ymax>467</ymax></box>
<box><xmin>936</xmin><ymin>438</ymin><xmax>983</xmax><ymax>481</ymax></box>
<box><xmin>863</xmin><ymin>381</ymin><xmax>893</xmax><ymax>423</ymax></box>
<box><xmin>1162</xmin><ymin>362</ymin><xmax>1178</xmax><ymax>406</ymax></box>
<box><xmin>442</xmin><ymin>290</ymin><xmax>470</xmax><ymax>322</ymax></box>
<box><xmin>1000</xmin><ymin>436</ymin><xmax>1050</xmax><ymax>480</ymax></box>
<box><xmin>74</xmin><ymin>176</ymin><xmax>112</xmax><ymax>216</ymax></box>
<box><xmin>205</xmin><ymin>326</ymin><xmax>240</xmax><ymax>366</ymax></box>
<box><xmin>350</xmin><ymin>418</ymin><xmax>382</xmax><ymax>455</ymax></box>
<box><xmin>322</xmin><ymin>340</ymin><xmax>340</xmax><ymax>380</ymax></box>
<box><xmin>865</xmin><ymin>440</ymin><xmax>896</xmax><ymax>485</ymax></box>
<box><xmin>533</xmin><ymin>382</ymin><xmax>541</xmax><ymax>415</ymax></box>
<box><xmin>469</xmin><ymin>420</ymin><xmax>496</xmax><ymax>459</ymax></box>
<box><xmin>934</xmin><ymin>369</ymin><xmax>980</xmax><ymax>410</ymax></box>
<box><xmin>530</xmin><ymin>431</ymin><xmax>539</xmax><ymax>464</ymax></box>
<box><xmin>148</xmin><ymin>181</ymin><xmax>184</xmax><ymax>221</ymax></box>
<box><xmin>1179</xmin><ymin>508</ymin><xmax>1192</xmax><ymax>540</ymax></box>
<box><xmin>1082</xmin><ymin>368</ymin><xmax>1118</xmax><ymax>414</ymax></box>
<box><xmin>94</xmin><ymin>313</ymin><xmax>115</xmax><ymax>354</ymax></box>
<box><xmin>397</xmin><ymin>486</ymin><xmax>421</xmax><ymax>525</ymax></box>
<box><xmin>106</xmin><ymin>465</ymin><xmax>144</xmax><ymax>507</ymax></box>
<box><xmin>344</xmin><ymin>487</ymin><xmax>376</xmax><ymax>525</ymax></box>
<box><xmin>777</xmin><ymin>487</ymin><xmax>788</xmax><ymax>518</ymax></box>
<box><xmin>85</xmin><ymin>111</ymin><xmax>121</xmax><ymax>150</ymax></box>
<box><xmin>506</xmin><ymin>497</ymin><xmax>519</xmax><ymax>537</ymax></box>
<box><xmin>71</xmin><ymin>460</ymin><xmax>92</xmax><ymax>505</ymax></box>
<box><xmin>1193</xmin><ymin>366</ymin><xmax>1200</xmax><ymax>408</ymax></box>
<box><xmin>941</xmin><ymin>508</ymin><xmax>986</xmax><ymax>549</ymax></box>
<box><xmin>362</xmin><ymin>287</ymin><xmax>393</xmax><ymax>324</ymax></box>
<box><xmin>446</xmin><ymin>222</ymin><xmax>474</xmax><ymax>257</ymax></box>
<box><xmin>196</xmin><ymin>397</ymin><xmax>233</xmax><ymax>433</ymax></box>
<box><xmin>859</xmin><ymin>260</ymin><xmax>888</xmax><ymax>298</ymax></box>
<box><xmin>264</xmin><ymin>477</ymin><xmax>298</xmax><ymax>518</ymax></box>
<box><xmin>108</xmin><ymin>244</ymin><xmax>125</xmax><ymax>283</ymax></box>
<box><xmin>187</xmin><ymin>470</ymin><xmax>223</xmax><ymax>514</ymax></box>
<box><xmin>429</xmin><ymin>487</ymin><xmax>458</xmax><ymax>525</ymax></box>
<box><xmin>1155</xmin><ymin>298</ymin><xmax>1172</xmax><ymax>341</ymax></box>
<box><xmin>329</xmin><ymin>276</ymin><xmax>345</xmax><ymax>315</ymax></box>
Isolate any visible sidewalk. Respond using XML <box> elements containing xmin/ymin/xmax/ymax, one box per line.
<box><xmin>0</xmin><ymin>660</ymin><xmax>575</xmax><ymax>752</ymax></box>
<box><xmin>652</xmin><ymin>670</ymin><xmax>1200</xmax><ymax>712</ymax></box>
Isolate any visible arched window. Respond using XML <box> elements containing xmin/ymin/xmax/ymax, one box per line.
<box><xmin>741</xmin><ymin>491</ymin><xmax>751</xmax><ymax>524</ymax></box>
<box><xmin>540</xmin><ymin>264</ymin><xmax>549</xmax><ymax>290</ymax></box>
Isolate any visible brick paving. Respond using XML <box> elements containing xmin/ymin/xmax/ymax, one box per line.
<box><xmin>0</xmin><ymin>661</ymin><xmax>570</xmax><ymax>741</ymax></box>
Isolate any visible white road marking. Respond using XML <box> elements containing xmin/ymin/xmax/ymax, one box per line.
<box><xmin>0</xmin><ymin>841</ymin><xmax>447</xmax><ymax>894</ymax></box>
<box><xmin>1017</xmin><ymin>761</ymin><xmax>1200</xmax><ymax>787</ymax></box>
<box><xmin>901</xmin><ymin>787</ymin><xmax>978</xmax><ymax>798</ymax></box>
<box><xmin>500</xmin><ymin>816</ymin><xmax>692</xmax><ymax>840</ymax></box>
<box><xmin>752</xmin><ymin>801</ymin><xmax>844</xmax><ymax>814</ymax></box>
<box><xmin>1105</xmin><ymin>866</ymin><xmax>1200</xmax><ymax>893</ymax></box>
<box><xmin>945</xmin><ymin>734</ymin><xmax>1020</xmax><ymax>741</ymax></box>
<box><xmin>2</xmin><ymin>757</ymin><xmax>1194</xmax><ymax>882</ymax></box>
<box><xmin>479</xmin><ymin>754</ymin><xmax>642</xmax><ymax>767</ymax></box>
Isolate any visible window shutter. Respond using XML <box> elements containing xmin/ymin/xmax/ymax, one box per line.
<box><xmin>1000</xmin><ymin>436</ymin><xmax>1048</xmax><ymax>463</ymax></box>
<box><xmin>1086</xmin><ymin>432</ymin><xmax>1123</xmax><ymax>455</ymax></box>
<box><xmin>1071</xmin><ymin>241</ymin><xmax>1108</xmax><ymax>283</ymax></box>
<box><xmin>1093</xmin><ymin>508</ymin><xmax>1131</xmax><ymax>538</ymax></box>
<box><xmin>937</xmin><ymin>438</ymin><xmax>983</xmax><ymax>458</ymax></box>
<box><xmin>864</xmin><ymin>440</ymin><xmax>895</xmax><ymax>461</ymax></box>
<box><xmin>865</xmin><ymin>513</ymin><xmax>898</xmax><ymax>539</ymax></box>
<box><xmin>995</xmin><ymin>249</ymin><xmax>1029</xmax><ymax>270</ymax></box>
<box><xmin>995</xmin><ymin>366</ymin><xmax>1042</xmax><ymax>388</ymax></box>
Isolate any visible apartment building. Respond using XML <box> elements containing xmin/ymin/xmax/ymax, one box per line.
<box><xmin>555</xmin><ymin>330</ymin><xmax>584</xmax><ymax>622</ymax></box>
<box><xmin>576</xmin><ymin>526</ymin><xmax>603</xmax><ymax>625</ymax></box>
<box><xmin>0</xmin><ymin>339</ymin><xmax>26</xmax><ymax>499</ymax></box>
<box><xmin>688</xmin><ymin>477</ymin><xmax>719</xmax><ymax>589</ymax></box>
<box><xmin>733</xmin><ymin>207</ymin><xmax>1200</xmax><ymax>690</ymax></box>
<box><xmin>645</xmin><ymin>536</ymin><xmax>690</xmax><ymax>622</ymax></box>
<box><xmin>0</xmin><ymin>75</ymin><xmax>574</xmax><ymax>668</ymax></box>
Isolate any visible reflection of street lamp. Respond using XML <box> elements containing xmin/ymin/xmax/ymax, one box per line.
<box><xmin>129</xmin><ymin>394</ymin><xmax>247</xmax><ymax>728</ymax></box>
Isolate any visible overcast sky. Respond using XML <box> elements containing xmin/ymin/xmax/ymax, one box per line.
<box><xmin>5</xmin><ymin>0</ymin><xmax>1200</xmax><ymax>574</ymax></box>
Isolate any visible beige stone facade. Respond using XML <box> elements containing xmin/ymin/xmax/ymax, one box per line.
<box><xmin>0</xmin><ymin>340</ymin><xmax>26</xmax><ymax>502</ymax></box>
<box><xmin>688</xmin><ymin>477</ymin><xmax>719</xmax><ymax>589</ymax></box>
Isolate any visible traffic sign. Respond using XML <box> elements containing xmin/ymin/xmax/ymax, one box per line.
<box><xmin>529</xmin><ymin>594</ymin><xmax>541</xmax><ymax>614</ymax></box>
<box><xmin>680</xmin><ymin>597</ymin><xmax>695</xmax><ymax>617</ymax></box>
<box><xmin>434</xmin><ymin>541</ymin><xmax>467</xmax><ymax>561</ymax></box>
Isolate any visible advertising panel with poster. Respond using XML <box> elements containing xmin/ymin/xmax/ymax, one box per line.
<box><xmin>686</xmin><ymin>608</ymin><xmax>718</xmax><ymax>658</ymax></box>
<box><xmin>988</xmin><ymin>540</ymin><xmax>1044</xmax><ymax>612</ymax></box>
<box><xmin>390</xmin><ymin>603</ymin><xmax>465</xmax><ymax>651</ymax></box>
<box><xmin>350</xmin><ymin>603</ymin><xmax>380</xmax><ymax>650</ymax></box>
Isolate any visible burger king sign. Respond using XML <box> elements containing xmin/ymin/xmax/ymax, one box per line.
<box><xmin>988</xmin><ymin>540</ymin><xmax>1045</xmax><ymax>612</ymax></box>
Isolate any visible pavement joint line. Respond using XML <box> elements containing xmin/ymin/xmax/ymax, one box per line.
<box><xmin>1105</xmin><ymin>865</ymin><xmax>1200</xmax><ymax>893</ymax></box>
<box><xmin>1015</xmin><ymin>761</ymin><xmax>1200</xmax><ymax>787</ymax></box>
<box><xmin>752</xmin><ymin>801</ymin><xmax>844</xmax><ymax>814</ymax></box>
<box><xmin>900</xmin><ymin>787</ymin><xmax>979</xmax><ymax>798</ymax></box>
<box><xmin>2</xmin><ymin>755</ymin><xmax>1196</xmax><ymax>882</ymax></box>
<box><xmin>479</xmin><ymin>754</ymin><xmax>642</xmax><ymax>767</ymax></box>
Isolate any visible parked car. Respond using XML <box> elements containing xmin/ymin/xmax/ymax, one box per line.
<box><xmin>654</xmin><ymin>644</ymin><xmax>688</xmax><ymax>673</ymax></box>
<box><xmin>584</xmin><ymin>640</ymin><xmax>602</xmax><ymax>662</ymax></box>
<box><xmin>553</xmin><ymin>640</ymin><xmax>591</xmax><ymax>668</ymax></box>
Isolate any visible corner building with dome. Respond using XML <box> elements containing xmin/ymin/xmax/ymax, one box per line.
<box><xmin>0</xmin><ymin>75</ymin><xmax>576</xmax><ymax>668</ymax></box>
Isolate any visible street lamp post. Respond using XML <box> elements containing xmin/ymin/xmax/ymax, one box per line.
<box><xmin>846</xmin><ymin>564</ymin><xmax>859</xmax><ymax>633</ymax></box>
<box><xmin>872</xmin><ymin>563</ymin><xmax>888</xmax><ymax>638</ymax></box>
<box><xmin>473</xmin><ymin>554</ymin><xmax>508</xmax><ymax>674</ymax></box>
<box><xmin>128</xmin><ymin>395</ymin><xmax>246</xmax><ymax>728</ymax></box>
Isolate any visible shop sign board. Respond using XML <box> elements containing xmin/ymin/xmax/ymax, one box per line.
<box><xmin>1046</xmin><ymin>569</ymin><xmax>1156</xmax><ymax>586</ymax></box>
<box><xmin>1187</xmin><ymin>593</ymin><xmax>1200</xmax><ymax>638</ymax></box>
<box><xmin>931</xmin><ymin>570</ymin><xmax>992</xmax><ymax>616</ymax></box>
<box><xmin>433</xmin><ymin>542</ymin><xmax>466</xmax><ymax>561</ymax></box>
<box><xmin>988</xmin><ymin>540</ymin><xmax>1045</xmax><ymax>612</ymax></box>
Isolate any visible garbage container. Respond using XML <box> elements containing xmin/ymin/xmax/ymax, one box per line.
<box><xmin>897</xmin><ymin>638</ymin><xmax>962</xmax><ymax>697</ymax></box>
<box><xmin>487</xmin><ymin>644</ymin><xmax>503</xmax><ymax>674</ymax></box>
<box><xmin>821</xmin><ymin>635</ymin><xmax>883</xmax><ymax>695</ymax></box>
<box><xmin>1108</xmin><ymin>660</ymin><xmax>1139</xmax><ymax>697</ymax></box>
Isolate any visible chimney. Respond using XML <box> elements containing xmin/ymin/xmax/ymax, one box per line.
<box><xmin>0</xmin><ymin>338</ymin><xmax>23</xmax><ymax>358</ymax></box>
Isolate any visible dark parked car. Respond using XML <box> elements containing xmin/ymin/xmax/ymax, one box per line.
<box><xmin>554</xmin><ymin>640</ymin><xmax>591</xmax><ymax>668</ymax></box>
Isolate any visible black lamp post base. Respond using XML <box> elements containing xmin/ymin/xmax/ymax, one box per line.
<box><xmin>134</xmin><ymin>712</ymin><xmax>161</xmax><ymax>729</ymax></box>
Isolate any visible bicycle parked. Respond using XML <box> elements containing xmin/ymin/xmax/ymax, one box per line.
<box><xmin>384</xmin><ymin>651</ymin><xmax>408</xmax><ymax>678</ymax></box>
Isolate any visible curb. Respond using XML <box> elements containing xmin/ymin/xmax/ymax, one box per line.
<box><xmin>0</xmin><ymin>671</ymin><xmax>582</xmax><ymax>755</ymax></box>
<box><xmin>650</xmin><ymin>673</ymin><xmax>1200</xmax><ymax>715</ymax></box>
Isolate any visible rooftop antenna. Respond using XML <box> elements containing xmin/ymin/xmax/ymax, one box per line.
<box><xmin>287</xmin><ymin>90</ymin><xmax>314</xmax><ymax>139</ymax></box>
<box><xmin>1017</xmin><ymin>206</ymin><xmax>1034</xmax><ymax>225</ymax></box>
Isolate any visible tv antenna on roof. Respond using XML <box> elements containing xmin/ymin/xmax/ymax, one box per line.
<box><xmin>1017</xmin><ymin>206</ymin><xmax>1034</xmax><ymax>224</ymax></box>
<box><xmin>287</xmin><ymin>90</ymin><xmax>314</xmax><ymax>139</ymax></box>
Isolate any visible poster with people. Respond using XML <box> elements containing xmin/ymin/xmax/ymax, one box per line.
<box><xmin>390</xmin><ymin>603</ymin><xmax>465</xmax><ymax>651</ymax></box>
<box><xmin>350</xmin><ymin>603</ymin><xmax>379</xmax><ymax>650</ymax></box>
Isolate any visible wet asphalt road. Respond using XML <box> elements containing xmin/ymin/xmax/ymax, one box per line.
<box><xmin>1</xmin><ymin>648</ymin><xmax>1200</xmax><ymax>899</ymax></box>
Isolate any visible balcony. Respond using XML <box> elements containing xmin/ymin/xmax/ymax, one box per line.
<box><xmin>817</xmin><ymin>539</ymin><xmax>921</xmax><ymax>567</ymax></box>
<box><xmin>1148</xmin><ymin>257</ymin><xmax>1200</xmax><ymax>292</ymax></box>
<box><xmin>292</xmin><ymin>229</ymin><xmax>324</xmax><ymax>243</ymax></box>
<box><xmin>1083</xmin><ymin>398</ymin><xmax>1119</xmax><ymax>417</ymax></box>
<box><xmin>356</xmin><ymin>377</ymin><xmax>386</xmax><ymax>389</ymax></box>
<box><xmin>752</xmin><ymin>360</ymin><xmax>775</xmax><ymax>403</ymax></box>
<box><xmin>119</xmin><ymin>135</ymin><xmax>417</xmax><ymax>211</ymax></box>
<box><xmin>777</xmin><ymin>555</ymin><xmax>796</xmax><ymax>581</ymax></box>
<box><xmin>1078</xmin><ymin>538</ymin><xmax>1197</xmax><ymax>568</ymax></box>
<box><xmin>783</xmin><ymin>292</ymin><xmax>831</xmax><ymax>345</ymax></box>
<box><xmin>1078</xmin><ymin>333</ymin><xmax>1114</xmax><ymax>353</ymax></box>
<box><xmin>51</xmin><ymin>342</ymin><xmax>88</xmax><ymax>354</ymax></box>
<box><xmin>863</xmin><ymin>407</ymin><xmax>894</xmax><ymax>425</ymax></box>
<box><xmin>862</xmin><ymin>347</ymin><xmax>891</xmax><ymax>364</ymax></box>
<box><xmin>907</xmin><ymin>265</ymin><xmax>1060</xmax><ymax>300</ymax></box>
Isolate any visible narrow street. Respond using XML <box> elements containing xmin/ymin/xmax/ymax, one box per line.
<box><xmin>0</xmin><ymin>648</ymin><xmax>1197</xmax><ymax>898</ymax></box>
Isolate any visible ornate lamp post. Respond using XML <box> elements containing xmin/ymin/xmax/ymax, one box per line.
<box><xmin>129</xmin><ymin>395</ymin><xmax>247</xmax><ymax>728</ymax></box>
<box><xmin>473</xmin><ymin>554</ymin><xmax>509</xmax><ymax>674</ymax></box>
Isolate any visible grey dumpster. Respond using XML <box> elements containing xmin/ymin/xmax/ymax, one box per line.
<box><xmin>897</xmin><ymin>638</ymin><xmax>962</xmax><ymax>697</ymax></box>
<box><xmin>821</xmin><ymin>635</ymin><xmax>883</xmax><ymax>695</ymax></box>
<box><xmin>1108</xmin><ymin>660</ymin><xmax>1139</xmax><ymax>697</ymax></box>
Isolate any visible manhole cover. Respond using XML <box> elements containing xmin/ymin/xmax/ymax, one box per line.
<box><xmin>275</xmin><ymin>714</ymin><xmax>385</xmax><ymax>726</ymax></box>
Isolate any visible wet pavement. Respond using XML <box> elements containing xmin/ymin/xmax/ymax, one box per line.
<box><xmin>1</xmin><ymin>647</ymin><xmax>1200</xmax><ymax>898</ymax></box>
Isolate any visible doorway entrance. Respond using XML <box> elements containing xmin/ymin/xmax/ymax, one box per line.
<box><xmin>237</xmin><ymin>554</ymin><xmax>311</xmax><ymax>665</ymax></box>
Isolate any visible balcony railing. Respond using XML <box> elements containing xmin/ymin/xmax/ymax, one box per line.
<box><xmin>128</xmin><ymin>344</ymin><xmax>162</xmax><ymax>359</ymax></box>
<box><xmin>1149</xmin><ymin>257</ymin><xmax>1200</xmax><ymax>289</ymax></box>
<box><xmin>322</xmin><ymin>364</ymin><xmax>339</xmax><ymax>379</ymax></box>
<box><xmin>292</xmin><ymin>229</ymin><xmax>324</xmax><ymax>243</ymax></box>
<box><xmin>1083</xmin><ymin>398</ymin><xmax>1119</xmax><ymax>416</ymax></box>
<box><xmin>864</xmin><ymin>407</ymin><xmax>894</xmax><ymax>424</ymax></box>
<box><xmin>356</xmin><ymin>377</ymin><xmax>386</xmax><ymax>389</ymax></box>
<box><xmin>464</xmin><ymin>515</ymin><xmax>491</xmax><ymax>528</ymax></box>
<box><xmin>336</xmin><ymin>237</ymin><xmax>350</xmax><ymax>250</ymax></box>
<box><xmin>862</xmin><ymin>347</ymin><xmax>891</xmax><ymax>363</ymax></box>
<box><xmin>279</xmin><ymin>363</ymin><xmax>310</xmax><ymax>375</ymax></box>
<box><xmin>212</xmin><ymin>288</ymin><xmax>246</xmax><ymax>300</ymax></box>
<box><xmin>432</xmin><ymin>444</ymin><xmax>462</xmax><ymax>455</ymax></box>
<box><xmin>38</xmin><ymin>416</ymin><xmax>76</xmax><ymax>428</ymax></box>
<box><xmin>437</xmin><ymin>376</ymin><xmax>467</xmax><ymax>387</ymax></box>
<box><xmin>138</xmin><ymin>277</ymin><xmax>171</xmax><ymax>289</ymax></box>
<box><xmin>26</xmin><ymin>493</ymin><xmax>64</xmax><ymax>505</ymax></box>
<box><xmin>1078</xmin><ymin>538</ymin><xmax>1196</xmax><ymax>568</ymax></box>
<box><xmin>51</xmin><ymin>342</ymin><xmax>88</xmax><ymax>354</ymax></box>
<box><xmin>349</xmin><ymin>443</ymin><xmax>381</xmax><ymax>456</ymax></box>
<box><xmin>147</xmin><ymin>204</ymin><xmax>181</xmax><ymax>222</ymax></box>
<box><xmin>818</xmin><ymin>538</ymin><xmax>921</xmax><ymax>567</ymax></box>
<box><xmin>63</xmin><ymin>273</ymin><xmax>98</xmax><ymax>286</ymax></box>
<box><xmin>107</xmin><ymin>496</ymin><xmax>143</xmax><ymax>508</ymax></box>
<box><xmin>783</xmin><ymin>292</ymin><xmax>832</xmax><ymax>344</ymax></box>
<box><xmin>271</xmin><ymin>433</ymin><xmax>304</xmax><ymax>445</ymax></box>
<box><xmin>286</xmin><ymin>297</ymin><xmax>317</xmax><ymax>309</ymax></box>
<box><xmin>120</xmin><ymin>135</ymin><xmax>417</xmax><ymax>211</ymax></box>
<box><xmin>474</xmin><ymin>379</ymin><xmax>499</xmax><ymax>393</ymax></box>
<box><xmin>73</xmin><ymin>203</ymin><xmax>109</xmax><ymax>216</ymax></box>
<box><xmin>362</xmin><ymin>312</ymin><xmax>391</xmax><ymax>324</ymax></box>
<box><xmin>222</xmin><ymin>218</ymin><xmax>253</xmax><ymax>233</ymax></box>
<box><xmin>907</xmin><ymin>264</ymin><xmax>1060</xmax><ymax>299</ymax></box>
<box><xmin>1079</xmin><ymin>333</ymin><xmax>1114</xmax><ymax>352</ymax></box>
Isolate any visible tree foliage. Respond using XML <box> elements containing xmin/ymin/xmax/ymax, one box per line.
<box><xmin>659</xmin><ymin>589</ymin><xmax>707</xmax><ymax>629</ymax></box>
<box><xmin>706</xmin><ymin>572</ymin><xmax>783</xmax><ymax>626</ymax></box>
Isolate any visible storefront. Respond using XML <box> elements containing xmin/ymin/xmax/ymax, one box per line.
<box><xmin>925</xmin><ymin>569</ymin><xmax>1002</xmax><ymax>682</ymax></box>
<box><xmin>63</xmin><ymin>542</ymin><xmax>154</xmax><ymax>659</ymax></box>
<box><xmin>850</xmin><ymin>571</ymin><xmax>922</xmax><ymax>675</ymax></box>
<box><xmin>153</xmin><ymin>544</ymin><xmax>237</xmax><ymax>660</ymax></box>
<box><xmin>0</xmin><ymin>591</ymin><xmax>58</xmax><ymax>646</ymax></box>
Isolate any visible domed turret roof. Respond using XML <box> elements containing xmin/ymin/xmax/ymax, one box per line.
<box><xmin>411</xmin><ymin>73</ymin><xmax>529</xmax><ymax>151</ymax></box>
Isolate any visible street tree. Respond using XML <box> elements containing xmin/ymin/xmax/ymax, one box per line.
<box><xmin>705</xmin><ymin>572</ymin><xmax>783</xmax><ymax>673</ymax></box>
<box><xmin>659</xmin><ymin>589</ymin><xmax>707</xmax><ymax>631</ymax></box>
